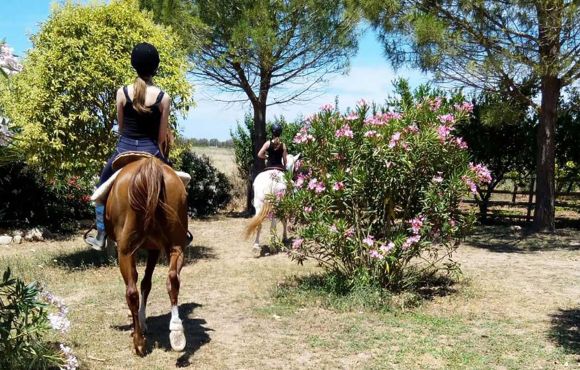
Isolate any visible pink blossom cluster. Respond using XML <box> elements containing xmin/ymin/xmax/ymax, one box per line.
<box><xmin>292</xmin><ymin>238</ymin><xmax>304</xmax><ymax>250</ymax></box>
<box><xmin>294</xmin><ymin>173</ymin><xmax>308</xmax><ymax>188</ymax></box>
<box><xmin>405</xmin><ymin>124</ymin><xmax>419</xmax><ymax>133</ymax></box>
<box><xmin>357</xmin><ymin>99</ymin><xmax>368</xmax><ymax>107</ymax></box>
<box><xmin>469</xmin><ymin>163</ymin><xmax>492</xmax><ymax>184</ymax></box>
<box><xmin>59</xmin><ymin>344</ymin><xmax>79</xmax><ymax>370</ymax></box>
<box><xmin>462</xmin><ymin>175</ymin><xmax>478</xmax><ymax>194</ymax></box>
<box><xmin>438</xmin><ymin>114</ymin><xmax>455</xmax><ymax>124</ymax></box>
<box><xmin>335</xmin><ymin>124</ymin><xmax>354</xmax><ymax>138</ymax></box>
<box><xmin>320</xmin><ymin>103</ymin><xmax>334</xmax><ymax>112</ymax></box>
<box><xmin>345</xmin><ymin>112</ymin><xmax>359</xmax><ymax>121</ymax></box>
<box><xmin>437</xmin><ymin>125</ymin><xmax>454</xmax><ymax>142</ymax></box>
<box><xmin>410</xmin><ymin>216</ymin><xmax>424</xmax><ymax>234</ymax></box>
<box><xmin>40</xmin><ymin>290</ymin><xmax>70</xmax><ymax>334</ymax></box>
<box><xmin>293</xmin><ymin>127</ymin><xmax>315</xmax><ymax>144</ymax></box>
<box><xmin>333</xmin><ymin>181</ymin><xmax>345</xmax><ymax>191</ymax></box>
<box><xmin>402</xmin><ymin>235</ymin><xmax>421</xmax><ymax>250</ymax></box>
<box><xmin>432</xmin><ymin>172</ymin><xmax>444</xmax><ymax>183</ymax></box>
<box><xmin>364</xmin><ymin>130</ymin><xmax>379</xmax><ymax>138</ymax></box>
<box><xmin>307</xmin><ymin>178</ymin><xmax>326</xmax><ymax>193</ymax></box>
<box><xmin>362</xmin><ymin>235</ymin><xmax>375</xmax><ymax>246</ymax></box>
<box><xmin>454</xmin><ymin>101</ymin><xmax>474</xmax><ymax>113</ymax></box>
<box><xmin>454</xmin><ymin>137</ymin><xmax>468</xmax><ymax>149</ymax></box>
<box><xmin>365</xmin><ymin>112</ymin><xmax>402</xmax><ymax>126</ymax></box>
<box><xmin>429</xmin><ymin>97</ymin><xmax>442</xmax><ymax>111</ymax></box>
<box><xmin>0</xmin><ymin>43</ymin><xmax>23</xmax><ymax>74</ymax></box>
<box><xmin>369</xmin><ymin>241</ymin><xmax>395</xmax><ymax>259</ymax></box>
<box><xmin>303</xmin><ymin>206</ymin><xmax>313</xmax><ymax>213</ymax></box>
<box><xmin>344</xmin><ymin>227</ymin><xmax>354</xmax><ymax>238</ymax></box>
<box><xmin>388</xmin><ymin>132</ymin><xmax>402</xmax><ymax>148</ymax></box>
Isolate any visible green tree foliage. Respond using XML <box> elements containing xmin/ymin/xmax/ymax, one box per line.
<box><xmin>141</xmin><ymin>0</ymin><xmax>358</xmax><ymax>177</ymax></box>
<box><xmin>0</xmin><ymin>0</ymin><xmax>193</xmax><ymax>181</ymax></box>
<box><xmin>359</xmin><ymin>0</ymin><xmax>580</xmax><ymax>231</ymax></box>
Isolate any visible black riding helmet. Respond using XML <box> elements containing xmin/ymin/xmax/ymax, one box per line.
<box><xmin>271</xmin><ymin>124</ymin><xmax>283</xmax><ymax>137</ymax></box>
<box><xmin>131</xmin><ymin>42</ymin><xmax>160</xmax><ymax>76</ymax></box>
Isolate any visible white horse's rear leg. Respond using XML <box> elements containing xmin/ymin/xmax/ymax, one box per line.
<box><xmin>253</xmin><ymin>224</ymin><xmax>262</xmax><ymax>257</ymax></box>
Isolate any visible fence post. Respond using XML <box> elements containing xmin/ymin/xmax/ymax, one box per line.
<box><xmin>526</xmin><ymin>177</ymin><xmax>535</xmax><ymax>223</ymax></box>
<box><xmin>512</xmin><ymin>182</ymin><xmax>518</xmax><ymax>204</ymax></box>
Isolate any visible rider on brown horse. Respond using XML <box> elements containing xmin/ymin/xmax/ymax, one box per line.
<box><xmin>86</xmin><ymin>43</ymin><xmax>174</xmax><ymax>249</ymax></box>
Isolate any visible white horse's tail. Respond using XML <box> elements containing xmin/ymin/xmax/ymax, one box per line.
<box><xmin>244</xmin><ymin>202</ymin><xmax>272</xmax><ymax>240</ymax></box>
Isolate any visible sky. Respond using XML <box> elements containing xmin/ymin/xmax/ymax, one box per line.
<box><xmin>0</xmin><ymin>0</ymin><xmax>430</xmax><ymax>140</ymax></box>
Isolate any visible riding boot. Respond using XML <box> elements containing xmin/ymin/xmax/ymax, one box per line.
<box><xmin>86</xmin><ymin>204</ymin><xmax>106</xmax><ymax>250</ymax></box>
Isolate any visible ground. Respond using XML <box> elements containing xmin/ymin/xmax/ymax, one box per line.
<box><xmin>0</xmin><ymin>219</ymin><xmax>578</xmax><ymax>370</ymax></box>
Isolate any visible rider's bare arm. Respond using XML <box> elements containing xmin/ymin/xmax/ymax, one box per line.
<box><xmin>116</xmin><ymin>87</ymin><xmax>125</xmax><ymax>132</ymax></box>
<box><xmin>258</xmin><ymin>141</ymin><xmax>270</xmax><ymax>159</ymax></box>
<box><xmin>158</xmin><ymin>94</ymin><xmax>171</xmax><ymax>152</ymax></box>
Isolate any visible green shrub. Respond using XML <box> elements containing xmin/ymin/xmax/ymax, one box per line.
<box><xmin>274</xmin><ymin>81</ymin><xmax>490</xmax><ymax>291</ymax></box>
<box><xmin>0</xmin><ymin>161</ymin><xmax>93</xmax><ymax>233</ymax></box>
<box><xmin>0</xmin><ymin>268</ymin><xmax>76</xmax><ymax>370</ymax></box>
<box><xmin>178</xmin><ymin>151</ymin><xmax>232</xmax><ymax>217</ymax></box>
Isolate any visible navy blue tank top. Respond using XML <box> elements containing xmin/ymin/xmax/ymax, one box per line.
<box><xmin>120</xmin><ymin>86</ymin><xmax>164</xmax><ymax>140</ymax></box>
<box><xmin>267</xmin><ymin>140</ymin><xmax>284</xmax><ymax>170</ymax></box>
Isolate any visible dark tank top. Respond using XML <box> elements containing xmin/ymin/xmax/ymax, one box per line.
<box><xmin>120</xmin><ymin>86</ymin><xmax>164</xmax><ymax>140</ymax></box>
<box><xmin>267</xmin><ymin>140</ymin><xmax>284</xmax><ymax>170</ymax></box>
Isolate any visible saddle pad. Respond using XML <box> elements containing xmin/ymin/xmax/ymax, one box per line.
<box><xmin>112</xmin><ymin>151</ymin><xmax>155</xmax><ymax>171</ymax></box>
<box><xmin>91</xmin><ymin>169</ymin><xmax>192</xmax><ymax>204</ymax></box>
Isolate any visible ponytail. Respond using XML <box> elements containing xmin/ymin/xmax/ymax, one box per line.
<box><xmin>132</xmin><ymin>76</ymin><xmax>151</xmax><ymax>114</ymax></box>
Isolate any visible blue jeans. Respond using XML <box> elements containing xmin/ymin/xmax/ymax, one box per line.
<box><xmin>98</xmin><ymin>136</ymin><xmax>169</xmax><ymax>186</ymax></box>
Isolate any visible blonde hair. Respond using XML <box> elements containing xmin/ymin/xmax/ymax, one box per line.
<box><xmin>132</xmin><ymin>76</ymin><xmax>151</xmax><ymax>114</ymax></box>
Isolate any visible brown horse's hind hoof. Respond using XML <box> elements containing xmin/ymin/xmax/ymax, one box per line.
<box><xmin>170</xmin><ymin>330</ymin><xmax>186</xmax><ymax>351</ymax></box>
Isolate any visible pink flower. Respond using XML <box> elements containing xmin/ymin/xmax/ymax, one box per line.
<box><xmin>275</xmin><ymin>190</ymin><xmax>285</xmax><ymax>200</ymax></box>
<box><xmin>402</xmin><ymin>235</ymin><xmax>421</xmax><ymax>249</ymax></box>
<box><xmin>388</xmin><ymin>132</ymin><xmax>401</xmax><ymax>148</ymax></box>
<box><xmin>335</xmin><ymin>124</ymin><xmax>354</xmax><ymax>139</ymax></box>
<box><xmin>469</xmin><ymin>163</ymin><xmax>492</xmax><ymax>184</ymax></box>
<box><xmin>345</xmin><ymin>112</ymin><xmax>359</xmax><ymax>121</ymax></box>
<box><xmin>364</xmin><ymin>130</ymin><xmax>379</xmax><ymax>138</ymax></box>
<box><xmin>320</xmin><ymin>103</ymin><xmax>334</xmax><ymax>112</ymax></box>
<box><xmin>369</xmin><ymin>249</ymin><xmax>383</xmax><ymax>259</ymax></box>
<box><xmin>329</xmin><ymin>224</ymin><xmax>338</xmax><ymax>233</ymax></box>
<box><xmin>410</xmin><ymin>216</ymin><xmax>424</xmax><ymax>234</ymax></box>
<box><xmin>454</xmin><ymin>101</ymin><xmax>474</xmax><ymax>113</ymax></box>
<box><xmin>438</xmin><ymin>114</ymin><xmax>455</xmax><ymax>124</ymax></box>
<box><xmin>430</xmin><ymin>97</ymin><xmax>442</xmax><ymax>111</ymax></box>
<box><xmin>303</xmin><ymin>206</ymin><xmax>312</xmax><ymax>213</ymax></box>
<box><xmin>364</xmin><ymin>112</ymin><xmax>402</xmax><ymax>126</ymax></box>
<box><xmin>455</xmin><ymin>137</ymin><xmax>468</xmax><ymax>149</ymax></box>
<box><xmin>432</xmin><ymin>172</ymin><xmax>444</xmax><ymax>183</ymax></box>
<box><xmin>315</xmin><ymin>182</ymin><xmax>326</xmax><ymax>193</ymax></box>
<box><xmin>333</xmin><ymin>181</ymin><xmax>345</xmax><ymax>191</ymax></box>
<box><xmin>293</xmin><ymin>127</ymin><xmax>314</xmax><ymax>144</ymax></box>
<box><xmin>362</xmin><ymin>235</ymin><xmax>375</xmax><ymax>246</ymax></box>
<box><xmin>406</xmin><ymin>124</ymin><xmax>419</xmax><ymax>133</ymax></box>
<box><xmin>308</xmin><ymin>178</ymin><xmax>319</xmax><ymax>190</ymax></box>
<box><xmin>292</xmin><ymin>238</ymin><xmax>304</xmax><ymax>250</ymax></box>
<box><xmin>437</xmin><ymin>125</ymin><xmax>453</xmax><ymax>142</ymax></box>
<box><xmin>462</xmin><ymin>175</ymin><xmax>478</xmax><ymax>194</ymax></box>
<box><xmin>294</xmin><ymin>174</ymin><xmax>306</xmax><ymax>188</ymax></box>
<box><xmin>380</xmin><ymin>242</ymin><xmax>395</xmax><ymax>253</ymax></box>
<box><xmin>294</xmin><ymin>160</ymin><xmax>302</xmax><ymax>171</ymax></box>
<box><xmin>357</xmin><ymin>99</ymin><xmax>368</xmax><ymax>107</ymax></box>
<box><xmin>344</xmin><ymin>227</ymin><xmax>354</xmax><ymax>238</ymax></box>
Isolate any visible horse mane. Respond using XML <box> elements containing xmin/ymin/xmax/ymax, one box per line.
<box><xmin>128</xmin><ymin>157</ymin><xmax>177</xmax><ymax>235</ymax></box>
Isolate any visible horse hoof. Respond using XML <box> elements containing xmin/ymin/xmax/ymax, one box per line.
<box><xmin>252</xmin><ymin>245</ymin><xmax>261</xmax><ymax>258</ymax></box>
<box><xmin>170</xmin><ymin>330</ymin><xmax>186</xmax><ymax>352</ymax></box>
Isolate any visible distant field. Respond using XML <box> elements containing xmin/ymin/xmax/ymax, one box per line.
<box><xmin>190</xmin><ymin>146</ymin><xmax>237</xmax><ymax>178</ymax></box>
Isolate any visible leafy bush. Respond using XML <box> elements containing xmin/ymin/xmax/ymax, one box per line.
<box><xmin>274</xmin><ymin>81</ymin><xmax>490</xmax><ymax>291</ymax></box>
<box><xmin>0</xmin><ymin>268</ymin><xmax>76</xmax><ymax>370</ymax></box>
<box><xmin>177</xmin><ymin>150</ymin><xmax>232</xmax><ymax>217</ymax></box>
<box><xmin>0</xmin><ymin>161</ymin><xmax>93</xmax><ymax>233</ymax></box>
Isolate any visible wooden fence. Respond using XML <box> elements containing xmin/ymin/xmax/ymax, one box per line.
<box><xmin>462</xmin><ymin>177</ymin><xmax>580</xmax><ymax>224</ymax></box>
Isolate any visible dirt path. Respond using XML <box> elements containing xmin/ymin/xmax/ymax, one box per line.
<box><xmin>0</xmin><ymin>219</ymin><xmax>578</xmax><ymax>369</ymax></box>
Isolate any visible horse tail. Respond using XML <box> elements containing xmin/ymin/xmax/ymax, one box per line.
<box><xmin>128</xmin><ymin>157</ymin><xmax>171</xmax><ymax>233</ymax></box>
<box><xmin>244</xmin><ymin>201</ymin><xmax>272</xmax><ymax>240</ymax></box>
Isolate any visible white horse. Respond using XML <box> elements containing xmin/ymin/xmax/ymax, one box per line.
<box><xmin>245</xmin><ymin>154</ymin><xmax>299</xmax><ymax>257</ymax></box>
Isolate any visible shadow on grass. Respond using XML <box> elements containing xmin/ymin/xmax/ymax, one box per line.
<box><xmin>465</xmin><ymin>226</ymin><xmax>580</xmax><ymax>253</ymax></box>
<box><xmin>549</xmin><ymin>308</ymin><xmax>580</xmax><ymax>358</ymax></box>
<box><xmin>275</xmin><ymin>271</ymin><xmax>459</xmax><ymax>312</ymax></box>
<box><xmin>52</xmin><ymin>244</ymin><xmax>216</xmax><ymax>271</ymax></box>
<box><xmin>112</xmin><ymin>302</ymin><xmax>212</xmax><ymax>367</ymax></box>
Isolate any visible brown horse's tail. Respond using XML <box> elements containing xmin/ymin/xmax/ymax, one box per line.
<box><xmin>128</xmin><ymin>157</ymin><xmax>174</xmax><ymax>234</ymax></box>
<box><xmin>244</xmin><ymin>202</ymin><xmax>272</xmax><ymax>240</ymax></box>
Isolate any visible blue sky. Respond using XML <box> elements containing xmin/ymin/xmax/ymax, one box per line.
<box><xmin>1</xmin><ymin>0</ymin><xmax>429</xmax><ymax>140</ymax></box>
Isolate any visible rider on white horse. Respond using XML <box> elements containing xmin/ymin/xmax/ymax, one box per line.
<box><xmin>245</xmin><ymin>124</ymin><xmax>298</xmax><ymax>257</ymax></box>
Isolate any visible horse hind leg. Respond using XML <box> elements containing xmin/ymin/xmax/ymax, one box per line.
<box><xmin>118</xmin><ymin>249</ymin><xmax>146</xmax><ymax>356</ymax></box>
<box><xmin>167</xmin><ymin>247</ymin><xmax>186</xmax><ymax>351</ymax></box>
<box><xmin>139</xmin><ymin>249</ymin><xmax>160</xmax><ymax>333</ymax></box>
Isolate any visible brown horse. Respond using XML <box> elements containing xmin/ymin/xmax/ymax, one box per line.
<box><xmin>105</xmin><ymin>155</ymin><xmax>188</xmax><ymax>356</ymax></box>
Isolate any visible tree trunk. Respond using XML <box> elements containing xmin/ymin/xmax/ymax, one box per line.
<box><xmin>533</xmin><ymin>2</ymin><xmax>561</xmax><ymax>233</ymax></box>
<box><xmin>532</xmin><ymin>76</ymin><xmax>559</xmax><ymax>232</ymax></box>
<box><xmin>244</xmin><ymin>101</ymin><xmax>268</xmax><ymax>215</ymax></box>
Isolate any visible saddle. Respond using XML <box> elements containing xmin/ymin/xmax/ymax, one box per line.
<box><xmin>91</xmin><ymin>151</ymin><xmax>191</xmax><ymax>204</ymax></box>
